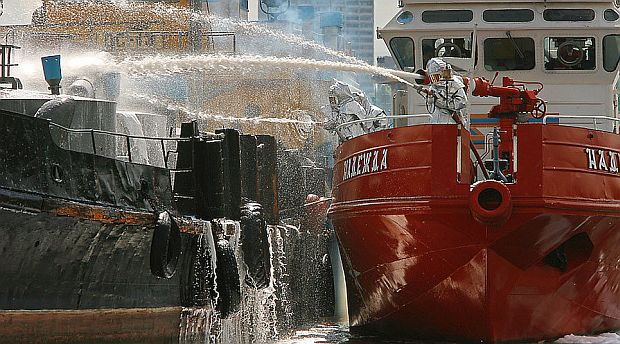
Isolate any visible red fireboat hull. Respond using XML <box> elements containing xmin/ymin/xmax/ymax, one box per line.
<box><xmin>329</xmin><ymin>123</ymin><xmax>620</xmax><ymax>342</ymax></box>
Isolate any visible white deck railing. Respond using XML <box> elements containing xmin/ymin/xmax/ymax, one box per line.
<box><xmin>335</xmin><ymin>114</ymin><xmax>433</xmax><ymax>131</ymax></box>
<box><xmin>542</xmin><ymin>115</ymin><xmax>620</xmax><ymax>133</ymax></box>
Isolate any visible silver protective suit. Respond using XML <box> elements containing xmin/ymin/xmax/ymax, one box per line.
<box><xmin>425</xmin><ymin>58</ymin><xmax>470</xmax><ymax>128</ymax></box>
<box><xmin>324</xmin><ymin>80</ymin><xmax>386</xmax><ymax>142</ymax></box>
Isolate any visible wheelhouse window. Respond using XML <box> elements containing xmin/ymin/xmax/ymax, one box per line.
<box><xmin>484</xmin><ymin>37</ymin><xmax>535</xmax><ymax>71</ymax></box>
<box><xmin>397</xmin><ymin>11</ymin><xmax>414</xmax><ymax>24</ymax></box>
<box><xmin>544</xmin><ymin>37</ymin><xmax>595</xmax><ymax>70</ymax></box>
<box><xmin>543</xmin><ymin>9</ymin><xmax>595</xmax><ymax>21</ymax></box>
<box><xmin>604</xmin><ymin>9</ymin><xmax>620</xmax><ymax>21</ymax></box>
<box><xmin>422</xmin><ymin>38</ymin><xmax>472</xmax><ymax>67</ymax></box>
<box><xmin>483</xmin><ymin>9</ymin><xmax>534</xmax><ymax>22</ymax></box>
<box><xmin>390</xmin><ymin>37</ymin><xmax>415</xmax><ymax>70</ymax></box>
<box><xmin>422</xmin><ymin>10</ymin><xmax>473</xmax><ymax>23</ymax></box>
<box><xmin>604</xmin><ymin>35</ymin><xmax>620</xmax><ymax>72</ymax></box>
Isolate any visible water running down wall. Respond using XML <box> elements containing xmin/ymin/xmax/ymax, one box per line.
<box><xmin>179</xmin><ymin>223</ymin><xmax>335</xmax><ymax>343</ymax></box>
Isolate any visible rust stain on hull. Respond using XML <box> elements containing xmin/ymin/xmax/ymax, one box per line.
<box><xmin>50</xmin><ymin>204</ymin><xmax>156</xmax><ymax>225</ymax></box>
<box><xmin>0</xmin><ymin>307</ymin><xmax>182</xmax><ymax>343</ymax></box>
<box><xmin>175</xmin><ymin>216</ymin><xmax>215</xmax><ymax>235</ymax></box>
<box><xmin>0</xmin><ymin>191</ymin><xmax>211</xmax><ymax>234</ymax></box>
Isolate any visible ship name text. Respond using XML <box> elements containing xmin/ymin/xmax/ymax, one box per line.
<box><xmin>585</xmin><ymin>148</ymin><xmax>620</xmax><ymax>173</ymax></box>
<box><xmin>343</xmin><ymin>148</ymin><xmax>388</xmax><ymax>181</ymax></box>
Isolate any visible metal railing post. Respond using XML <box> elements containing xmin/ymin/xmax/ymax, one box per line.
<box><xmin>126</xmin><ymin>136</ymin><xmax>132</xmax><ymax>162</ymax></box>
<box><xmin>161</xmin><ymin>139</ymin><xmax>168</xmax><ymax>169</ymax></box>
<box><xmin>90</xmin><ymin>129</ymin><xmax>96</xmax><ymax>155</ymax></box>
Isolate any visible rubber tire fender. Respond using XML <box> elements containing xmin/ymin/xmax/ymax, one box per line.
<box><xmin>240</xmin><ymin>202</ymin><xmax>272</xmax><ymax>289</ymax></box>
<box><xmin>215</xmin><ymin>238</ymin><xmax>241</xmax><ymax>318</ymax></box>
<box><xmin>150</xmin><ymin>211</ymin><xmax>181</xmax><ymax>279</ymax></box>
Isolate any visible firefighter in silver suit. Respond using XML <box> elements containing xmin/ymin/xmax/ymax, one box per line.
<box><xmin>324</xmin><ymin>80</ymin><xmax>387</xmax><ymax>142</ymax></box>
<box><xmin>423</xmin><ymin>58</ymin><xmax>470</xmax><ymax>128</ymax></box>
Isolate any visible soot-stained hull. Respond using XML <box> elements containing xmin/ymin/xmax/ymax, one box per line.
<box><xmin>0</xmin><ymin>199</ymin><xmax>191</xmax><ymax>342</ymax></box>
<box><xmin>0</xmin><ymin>206</ymin><xmax>180</xmax><ymax>310</ymax></box>
<box><xmin>329</xmin><ymin>124</ymin><xmax>620</xmax><ymax>342</ymax></box>
<box><xmin>0</xmin><ymin>107</ymin><xmax>199</xmax><ymax>342</ymax></box>
<box><xmin>0</xmin><ymin>109</ymin><xmax>185</xmax><ymax>311</ymax></box>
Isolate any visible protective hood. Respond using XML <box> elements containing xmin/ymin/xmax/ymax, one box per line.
<box><xmin>325</xmin><ymin>79</ymin><xmax>386</xmax><ymax>142</ymax></box>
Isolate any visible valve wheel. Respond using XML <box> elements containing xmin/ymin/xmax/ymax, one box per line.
<box><xmin>557</xmin><ymin>41</ymin><xmax>584</xmax><ymax>67</ymax></box>
<box><xmin>435</xmin><ymin>43</ymin><xmax>463</xmax><ymax>58</ymax></box>
<box><xmin>532</xmin><ymin>99</ymin><xmax>547</xmax><ymax>119</ymax></box>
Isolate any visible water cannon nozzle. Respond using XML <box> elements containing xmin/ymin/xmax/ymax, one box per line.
<box><xmin>415</xmin><ymin>69</ymin><xmax>430</xmax><ymax>85</ymax></box>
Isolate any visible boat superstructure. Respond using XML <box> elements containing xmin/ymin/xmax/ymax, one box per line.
<box><xmin>328</xmin><ymin>0</ymin><xmax>620</xmax><ymax>342</ymax></box>
<box><xmin>379</xmin><ymin>0</ymin><xmax>619</xmax><ymax>140</ymax></box>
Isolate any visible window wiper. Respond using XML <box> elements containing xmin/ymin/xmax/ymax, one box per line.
<box><xmin>506</xmin><ymin>31</ymin><xmax>525</xmax><ymax>59</ymax></box>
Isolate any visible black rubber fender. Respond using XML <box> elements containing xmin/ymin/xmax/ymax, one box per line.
<box><xmin>239</xmin><ymin>202</ymin><xmax>272</xmax><ymax>289</ymax></box>
<box><xmin>150</xmin><ymin>211</ymin><xmax>181</xmax><ymax>279</ymax></box>
<box><xmin>215</xmin><ymin>238</ymin><xmax>241</xmax><ymax>318</ymax></box>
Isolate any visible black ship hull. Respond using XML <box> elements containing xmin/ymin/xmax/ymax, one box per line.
<box><xmin>0</xmin><ymin>205</ymin><xmax>180</xmax><ymax>311</ymax></box>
